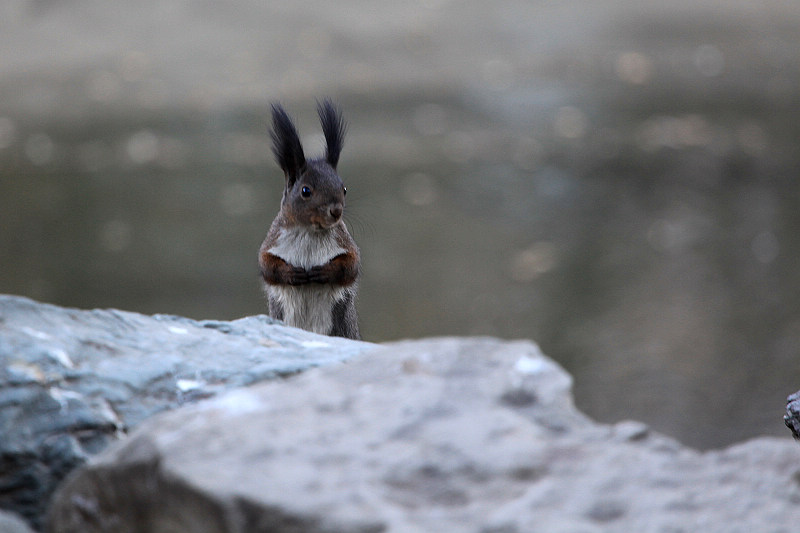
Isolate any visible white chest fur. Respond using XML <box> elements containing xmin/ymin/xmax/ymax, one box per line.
<box><xmin>268</xmin><ymin>226</ymin><xmax>346</xmax><ymax>269</ymax></box>
<box><xmin>267</xmin><ymin>227</ymin><xmax>347</xmax><ymax>335</ymax></box>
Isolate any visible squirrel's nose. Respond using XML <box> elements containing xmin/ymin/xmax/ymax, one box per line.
<box><xmin>329</xmin><ymin>204</ymin><xmax>343</xmax><ymax>220</ymax></box>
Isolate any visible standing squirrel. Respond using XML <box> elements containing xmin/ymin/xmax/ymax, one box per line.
<box><xmin>259</xmin><ymin>100</ymin><xmax>361</xmax><ymax>340</ymax></box>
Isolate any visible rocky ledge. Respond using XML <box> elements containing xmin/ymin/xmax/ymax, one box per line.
<box><xmin>0</xmin><ymin>295</ymin><xmax>373</xmax><ymax>530</ymax></box>
<box><xmin>1</xmin><ymin>295</ymin><xmax>799</xmax><ymax>532</ymax></box>
<box><xmin>785</xmin><ymin>391</ymin><xmax>800</xmax><ymax>440</ymax></box>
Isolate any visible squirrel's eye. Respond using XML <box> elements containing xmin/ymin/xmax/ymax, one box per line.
<box><xmin>343</xmin><ymin>186</ymin><xmax>347</xmax><ymax>196</ymax></box>
<box><xmin>301</xmin><ymin>186</ymin><xmax>312</xmax><ymax>198</ymax></box>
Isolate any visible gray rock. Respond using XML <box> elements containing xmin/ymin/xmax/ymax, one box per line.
<box><xmin>48</xmin><ymin>337</ymin><xmax>800</xmax><ymax>533</ymax></box>
<box><xmin>785</xmin><ymin>391</ymin><xmax>800</xmax><ymax>440</ymax></box>
<box><xmin>0</xmin><ymin>511</ymin><xmax>36</xmax><ymax>533</ymax></box>
<box><xmin>0</xmin><ymin>295</ymin><xmax>374</xmax><ymax>531</ymax></box>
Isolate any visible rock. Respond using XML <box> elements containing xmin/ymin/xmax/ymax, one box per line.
<box><xmin>785</xmin><ymin>391</ymin><xmax>800</xmax><ymax>440</ymax></box>
<box><xmin>48</xmin><ymin>338</ymin><xmax>800</xmax><ymax>533</ymax></box>
<box><xmin>0</xmin><ymin>295</ymin><xmax>374</xmax><ymax>531</ymax></box>
<box><xmin>0</xmin><ymin>511</ymin><xmax>36</xmax><ymax>533</ymax></box>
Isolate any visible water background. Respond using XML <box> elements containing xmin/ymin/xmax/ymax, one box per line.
<box><xmin>2</xmin><ymin>0</ymin><xmax>799</xmax><ymax>449</ymax></box>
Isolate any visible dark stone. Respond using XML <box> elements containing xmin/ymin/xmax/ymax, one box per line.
<box><xmin>785</xmin><ymin>391</ymin><xmax>800</xmax><ymax>440</ymax></box>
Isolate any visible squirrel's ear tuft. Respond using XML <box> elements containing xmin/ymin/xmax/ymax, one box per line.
<box><xmin>317</xmin><ymin>99</ymin><xmax>347</xmax><ymax>169</ymax></box>
<box><xmin>270</xmin><ymin>104</ymin><xmax>306</xmax><ymax>182</ymax></box>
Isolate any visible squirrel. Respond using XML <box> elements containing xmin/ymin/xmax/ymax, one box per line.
<box><xmin>258</xmin><ymin>100</ymin><xmax>361</xmax><ymax>340</ymax></box>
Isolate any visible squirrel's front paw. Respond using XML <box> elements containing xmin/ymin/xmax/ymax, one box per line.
<box><xmin>307</xmin><ymin>265</ymin><xmax>331</xmax><ymax>284</ymax></box>
<box><xmin>286</xmin><ymin>266</ymin><xmax>310</xmax><ymax>285</ymax></box>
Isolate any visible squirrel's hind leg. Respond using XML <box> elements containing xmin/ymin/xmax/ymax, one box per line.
<box><xmin>268</xmin><ymin>295</ymin><xmax>284</xmax><ymax>321</ymax></box>
<box><xmin>330</xmin><ymin>291</ymin><xmax>360</xmax><ymax>340</ymax></box>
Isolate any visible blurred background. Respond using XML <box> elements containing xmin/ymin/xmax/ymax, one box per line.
<box><xmin>1</xmin><ymin>0</ymin><xmax>799</xmax><ymax>450</ymax></box>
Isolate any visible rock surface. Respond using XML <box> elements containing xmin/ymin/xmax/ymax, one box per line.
<box><xmin>48</xmin><ymin>337</ymin><xmax>800</xmax><ymax>533</ymax></box>
<box><xmin>0</xmin><ymin>511</ymin><xmax>35</xmax><ymax>533</ymax></box>
<box><xmin>0</xmin><ymin>295</ymin><xmax>375</xmax><ymax>531</ymax></box>
<box><xmin>786</xmin><ymin>391</ymin><xmax>800</xmax><ymax>440</ymax></box>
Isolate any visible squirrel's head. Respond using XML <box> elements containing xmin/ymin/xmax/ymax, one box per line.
<box><xmin>270</xmin><ymin>100</ymin><xmax>348</xmax><ymax>230</ymax></box>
